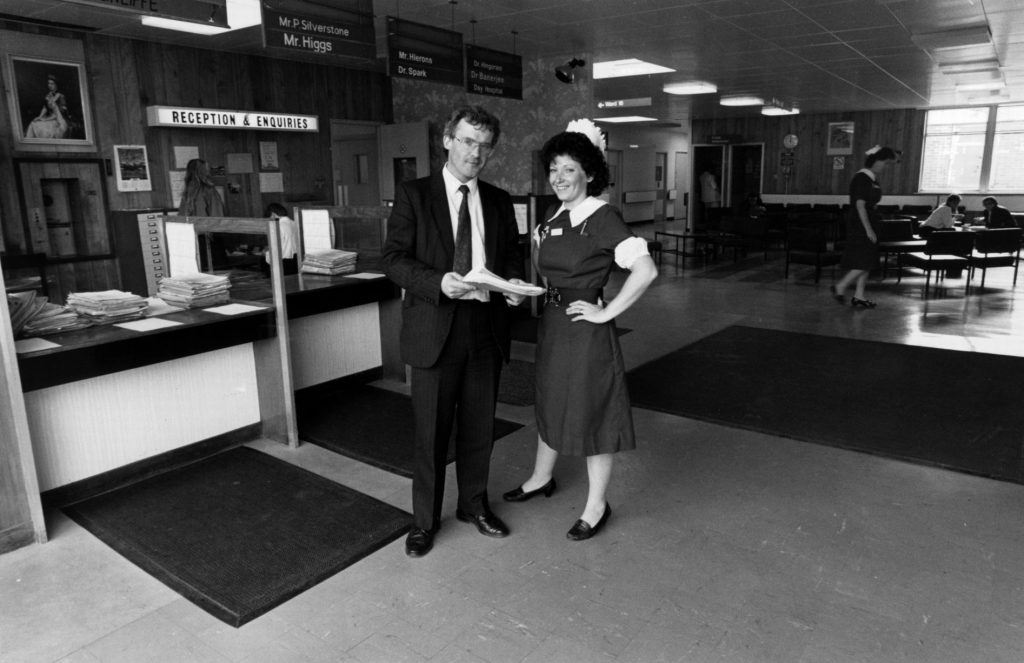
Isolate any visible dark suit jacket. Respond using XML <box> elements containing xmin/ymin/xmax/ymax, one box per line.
<box><xmin>381</xmin><ymin>171</ymin><xmax>524</xmax><ymax>368</ymax></box>
<box><xmin>985</xmin><ymin>204</ymin><xmax>1016</xmax><ymax>229</ymax></box>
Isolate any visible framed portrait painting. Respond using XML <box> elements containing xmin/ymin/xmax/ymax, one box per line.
<box><xmin>827</xmin><ymin>121</ymin><xmax>854</xmax><ymax>156</ymax></box>
<box><xmin>4</xmin><ymin>55</ymin><xmax>94</xmax><ymax>150</ymax></box>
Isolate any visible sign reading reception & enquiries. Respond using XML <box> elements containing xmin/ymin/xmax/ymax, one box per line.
<box><xmin>146</xmin><ymin>106</ymin><xmax>319</xmax><ymax>133</ymax></box>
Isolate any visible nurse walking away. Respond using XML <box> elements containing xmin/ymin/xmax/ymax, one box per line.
<box><xmin>831</xmin><ymin>145</ymin><xmax>898</xmax><ymax>309</ymax></box>
<box><xmin>503</xmin><ymin>120</ymin><xmax>658</xmax><ymax>540</ymax></box>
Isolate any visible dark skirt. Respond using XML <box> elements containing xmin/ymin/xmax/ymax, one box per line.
<box><xmin>534</xmin><ymin>302</ymin><xmax>636</xmax><ymax>457</ymax></box>
<box><xmin>841</xmin><ymin>211</ymin><xmax>880</xmax><ymax>271</ymax></box>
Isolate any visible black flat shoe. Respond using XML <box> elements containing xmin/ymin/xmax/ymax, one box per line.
<box><xmin>566</xmin><ymin>504</ymin><xmax>611</xmax><ymax>541</ymax></box>
<box><xmin>851</xmin><ymin>297</ymin><xmax>877</xmax><ymax>308</ymax></box>
<box><xmin>502</xmin><ymin>479</ymin><xmax>557</xmax><ymax>502</ymax></box>
<box><xmin>456</xmin><ymin>510</ymin><xmax>510</xmax><ymax>538</ymax></box>
<box><xmin>829</xmin><ymin>285</ymin><xmax>845</xmax><ymax>304</ymax></box>
<box><xmin>405</xmin><ymin>527</ymin><xmax>435</xmax><ymax>557</ymax></box>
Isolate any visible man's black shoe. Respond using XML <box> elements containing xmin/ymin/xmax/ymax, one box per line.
<box><xmin>405</xmin><ymin>527</ymin><xmax>435</xmax><ymax>557</ymax></box>
<box><xmin>455</xmin><ymin>510</ymin><xmax>509</xmax><ymax>538</ymax></box>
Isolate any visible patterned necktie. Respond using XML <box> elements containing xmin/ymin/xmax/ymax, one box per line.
<box><xmin>453</xmin><ymin>184</ymin><xmax>472</xmax><ymax>275</ymax></box>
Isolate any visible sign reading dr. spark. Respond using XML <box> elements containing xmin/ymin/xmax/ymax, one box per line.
<box><xmin>146</xmin><ymin>106</ymin><xmax>320</xmax><ymax>132</ymax></box>
<box><xmin>262</xmin><ymin>6</ymin><xmax>375</xmax><ymax>61</ymax></box>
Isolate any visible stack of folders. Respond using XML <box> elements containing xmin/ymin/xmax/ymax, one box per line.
<box><xmin>157</xmin><ymin>272</ymin><xmax>231</xmax><ymax>308</ymax></box>
<box><xmin>9</xmin><ymin>291</ymin><xmax>91</xmax><ymax>337</ymax></box>
<box><xmin>7</xmin><ymin>290</ymin><xmax>88</xmax><ymax>337</ymax></box>
<box><xmin>301</xmin><ymin>249</ymin><xmax>358</xmax><ymax>276</ymax></box>
<box><xmin>67</xmin><ymin>290</ymin><xmax>149</xmax><ymax>325</ymax></box>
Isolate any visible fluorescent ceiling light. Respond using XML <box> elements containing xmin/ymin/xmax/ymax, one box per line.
<box><xmin>663</xmin><ymin>81</ymin><xmax>717</xmax><ymax>95</ymax></box>
<box><xmin>595</xmin><ymin>116</ymin><xmax>658</xmax><ymax>123</ymax></box>
<box><xmin>938</xmin><ymin>59</ymin><xmax>1000</xmax><ymax>75</ymax></box>
<box><xmin>956</xmin><ymin>80</ymin><xmax>1006</xmax><ymax>91</ymax></box>
<box><xmin>912</xmin><ymin>25</ymin><xmax>991</xmax><ymax>51</ymax></box>
<box><xmin>141</xmin><ymin>16</ymin><xmax>231</xmax><ymax>35</ymax></box>
<box><xmin>593</xmin><ymin>59</ymin><xmax>675</xmax><ymax>79</ymax></box>
<box><xmin>227</xmin><ymin>0</ymin><xmax>262</xmax><ymax>30</ymax></box>
<box><xmin>720</xmin><ymin>95</ymin><xmax>764</xmax><ymax>107</ymax></box>
<box><xmin>761</xmin><ymin>105</ymin><xmax>800</xmax><ymax>116</ymax></box>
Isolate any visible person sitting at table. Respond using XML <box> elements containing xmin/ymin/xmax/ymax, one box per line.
<box><xmin>918</xmin><ymin>194</ymin><xmax>961</xmax><ymax>237</ymax></box>
<box><xmin>979</xmin><ymin>196</ymin><xmax>1016</xmax><ymax>229</ymax></box>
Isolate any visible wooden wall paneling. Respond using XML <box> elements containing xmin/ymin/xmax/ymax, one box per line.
<box><xmin>86</xmin><ymin>34</ymin><xmax>156</xmax><ymax>211</ymax></box>
<box><xmin>694</xmin><ymin>109</ymin><xmax>927</xmax><ymax>197</ymax></box>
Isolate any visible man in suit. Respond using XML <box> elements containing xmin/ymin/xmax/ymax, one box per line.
<box><xmin>981</xmin><ymin>197</ymin><xmax>1017</xmax><ymax>229</ymax></box>
<box><xmin>381</xmin><ymin>106</ymin><xmax>527</xmax><ymax>558</ymax></box>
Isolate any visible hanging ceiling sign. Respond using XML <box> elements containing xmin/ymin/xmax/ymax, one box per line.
<box><xmin>597</xmin><ymin>97</ymin><xmax>652</xmax><ymax>109</ymax></box>
<box><xmin>465</xmin><ymin>45</ymin><xmax>522</xmax><ymax>100</ymax></box>
<box><xmin>64</xmin><ymin>0</ymin><xmax>230</xmax><ymax>27</ymax></box>
<box><xmin>387</xmin><ymin>17</ymin><xmax>464</xmax><ymax>86</ymax></box>
<box><xmin>146</xmin><ymin>106</ymin><xmax>319</xmax><ymax>132</ymax></box>
<box><xmin>262</xmin><ymin>3</ymin><xmax>375</xmax><ymax>61</ymax></box>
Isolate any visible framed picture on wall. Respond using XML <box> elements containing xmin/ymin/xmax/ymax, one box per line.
<box><xmin>4</xmin><ymin>55</ymin><xmax>94</xmax><ymax>150</ymax></box>
<box><xmin>827</xmin><ymin>121</ymin><xmax>854</xmax><ymax>155</ymax></box>
<box><xmin>113</xmin><ymin>145</ymin><xmax>152</xmax><ymax>192</ymax></box>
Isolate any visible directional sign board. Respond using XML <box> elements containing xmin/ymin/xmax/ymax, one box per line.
<box><xmin>263</xmin><ymin>3</ymin><xmax>375</xmax><ymax>62</ymax></box>
<box><xmin>466</xmin><ymin>45</ymin><xmax>522</xmax><ymax>99</ymax></box>
<box><xmin>387</xmin><ymin>17</ymin><xmax>464</xmax><ymax>86</ymax></box>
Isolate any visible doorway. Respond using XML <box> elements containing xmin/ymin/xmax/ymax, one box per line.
<box><xmin>330</xmin><ymin>121</ymin><xmax>381</xmax><ymax>206</ymax></box>
<box><xmin>727</xmin><ymin>144</ymin><xmax>764</xmax><ymax>210</ymax></box>
<box><xmin>692</xmin><ymin>145</ymin><xmax>726</xmax><ymax>230</ymax></box>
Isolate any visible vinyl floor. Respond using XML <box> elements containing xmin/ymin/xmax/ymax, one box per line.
<box><xmin>3</xmin><ymin>221</ymin><xmax>1024</xmax><ymax>663</ymax></box>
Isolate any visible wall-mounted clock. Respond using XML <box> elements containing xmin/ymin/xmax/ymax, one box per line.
<box><xmin>783</xmin><ymin>133</ymin><xmax>799</xmax><ymax>149</ymax></box>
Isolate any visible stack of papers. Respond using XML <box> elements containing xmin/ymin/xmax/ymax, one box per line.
<box><xmin>22</xmin><ymin>301</ymin><xmax>91</xmax><ymax>336</ymax></box>
<box><xmin>301</xmin><ymin>249</ymin><xmax>358</xmax><ymax>275</ymax></box>
<box><xmin>157</xmin><ymin>272</ymin><xmax>232</xmax><ymax>308</ymax></box>
<box><xmin>67</xmin><ymin>290</ymin><xmax>148</xmax><ymax>325</ymax></box>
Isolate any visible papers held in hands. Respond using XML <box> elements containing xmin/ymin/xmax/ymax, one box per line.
<box><xmin>461</xmin><ymin>266</ymin><xmax>545</xmax><ymax>297</ymax></box>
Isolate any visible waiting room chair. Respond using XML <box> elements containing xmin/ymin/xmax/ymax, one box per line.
<box><xmin>785</xmin><ymin>225</ymin><xmax>840</xmax><ymax>283</ymax></box>
<box><xmin>899</xmin><ymin>231</ymin><xmax>975</xmax><ymax>297</ymax></box>
<box><xmin>966</xmin><ymin>227</ymin><xmax>1021</xmax><ymax>288</ymax></box>
<box><xmin>705</xmin><ymin>216</ymin><xmax>746</xmax><ymax>261</ymax></box>
<box><xmin>876</xmin><ymin>219</ymin><xmax>925</xmax><ymax>279</ymax></box>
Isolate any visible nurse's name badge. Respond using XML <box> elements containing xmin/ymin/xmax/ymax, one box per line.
<box><xmin>551</xmin><ymin>228</ymin><xmax>563</xmax><ymax>236</ymax></box>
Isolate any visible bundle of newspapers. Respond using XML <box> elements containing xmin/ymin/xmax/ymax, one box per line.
<box><xmin>7</xmin><ymin>290</ymin><xmax>90</xmax><ymax>337</ymax></box>
<box><xmin>156</xmin><ymin>272</ymin><xmax>231</xmax><ymax>308</ymax></box>
<box><xmin>301</xmin><ymin>248</ymin><xmax>357</xmax><ymax>276</ymax></box>
<box><xmin>67</xmin><ymin>289</ymin><xmax>148</xmax><ymax>325</ymax></box>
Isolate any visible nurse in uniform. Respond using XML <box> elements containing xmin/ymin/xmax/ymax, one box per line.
<box><xmin>502</xmin><ymin>120</ymin><xmax>657</xmax><ymax>540</ymax></box>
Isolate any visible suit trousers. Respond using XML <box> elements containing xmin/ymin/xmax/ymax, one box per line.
<box><xmin>409</xmin><ymin>301</ymin><xmax>501</xmax><ymax>530</ymax></box>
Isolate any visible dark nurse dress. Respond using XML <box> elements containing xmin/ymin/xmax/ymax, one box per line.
<box><xmin>535</xmin><ymin>202</ymin><xmax>637</xmax><ymax>457</ymax></box>
<box><xmin>841</xmin><ymin>169</ymin><xmax>883</xmax><ymax>271</ymax></box>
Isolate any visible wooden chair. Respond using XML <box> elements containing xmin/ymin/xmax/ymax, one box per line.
<box><xmin>785</xmin><ymin>225</ymin><xmax>840</xmax><ymax>283</ymax></box>
<box><xmin>899</xmin><ymin>231</ymin><xmax>975</xmax><ymax>296</ymax></box>
<box><xmin>967</xmin><ymin>228</ymin><xmax>1022</xmax><ymax>288</ymax></box>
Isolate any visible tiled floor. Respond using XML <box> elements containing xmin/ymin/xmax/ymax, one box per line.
<box><xmin>4</xmin><ymin>222</ymin><xmax>1024</xmax><ymax>663</ymax></box>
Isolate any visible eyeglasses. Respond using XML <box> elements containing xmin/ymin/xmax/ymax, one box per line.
<box><xmin>451</xmin><ymin>135</ymin><xmax>494</xmax><ymax>154</ymax></box>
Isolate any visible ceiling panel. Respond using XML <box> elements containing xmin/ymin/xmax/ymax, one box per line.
<box><xmin>0</xmin><ymin>0</ymin><xmax>1022</xmax><ymax>120</ymax></box>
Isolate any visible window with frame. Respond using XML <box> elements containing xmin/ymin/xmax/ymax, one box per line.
<box><xmin>919</xmin><ymin>104</ymin><xmax>1024</xmax><ymax>193</ymax></box>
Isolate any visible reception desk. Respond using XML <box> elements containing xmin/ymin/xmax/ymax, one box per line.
<box><xmin>13</xmin><ymin>215</ymin><xmax>400</xmax><ymax>508</ymax></box>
